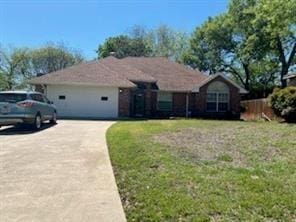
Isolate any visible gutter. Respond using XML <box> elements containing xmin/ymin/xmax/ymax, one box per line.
<box><xmin>28</xmin><ymin>81</ymin><xmax>136</xmax><ymax>89</ymax></box>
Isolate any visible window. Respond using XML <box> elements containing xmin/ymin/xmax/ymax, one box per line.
<box><xmin>31</xmin><ymin>94</ymin><xmax>45</xmax><ymax>103</ymax></box>
<box><xmin>206</xmin><ymin>81</ymin><xmax>229</xmax><ymax>112</ymax></box>
<box><xmin>101</xmin><ymin>96</ymin><xmax>108</xmax><ymax>101</ymax></box>
<box><xmin>157</xmin><ymin>92</ymin><xmax>172</xmax><ymax>111</ymax></box>
<box><xmin>218</xmin><ymin>93</ymin><xmax>229</xmax><ymax>112</ymax></box>
<box><xmin>59</xmin><ymin>95</ymin><xmax>66</xmax><ymax>100</ymax></box>
<box><xmin>206</xmin><ymin>93</ymin><xmax>217</xmax><ymax>111</ymax></box>
<box><xmin>43</xmin><ymin>96</ymin><xmax>50</xmax><ymax>104</ymax></box>
<box><xmin>0</xmin><ymin>93</ymin><xmax>27</xmax><ymax>103</ymax></box>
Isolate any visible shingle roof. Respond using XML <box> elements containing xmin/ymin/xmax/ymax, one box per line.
<box><xmin>192</xmin><ymin>73</ymin><xmax>248</xmax><ymax>94</ymax></box>
<box><xmin>29</xmin><ymin>59</ymin><xmax>135</xmax><ymax>88</ymax></box>
<box><xmin>100</xmin><ymin>57</ymin><xmax>156</xmax><ymax>82</ymax></box>
<box><xmin>29</xmin><ymin>56</ymin><xmax>208</xmax><ymax>91</ymax></box>
<box><xmin>122</xmin><ymin>57</ymin><xmax>208</xmax><ymax>91</ymax></box>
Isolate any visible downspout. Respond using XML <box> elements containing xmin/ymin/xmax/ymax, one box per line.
<box><xmin>185</xmin><ymin>92</ymin><xmax>189</xmax><ymax>118</ymax></box>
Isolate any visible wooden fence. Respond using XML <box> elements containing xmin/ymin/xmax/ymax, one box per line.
<box><xmin>240</xmin><ymin>98</ymin><xmax>279</xmax><ymax>121</ymax></box>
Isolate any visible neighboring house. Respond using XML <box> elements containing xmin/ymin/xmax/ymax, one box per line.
<box><xmin>29</xmin><ymin>56</ymin><xmax>247</xmax><ymax>119</ymax></box>
<box><xmin>283</xmin><ymin>73</ymin><xmax>296</xmax><ymax>86</ymax></box>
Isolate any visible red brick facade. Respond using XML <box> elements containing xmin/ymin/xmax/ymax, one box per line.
<box><xmin>196</xmin><ymin>76</ymin><xmax>241</xmax><ymax>114</ymax></box>
<box><xmin>172</xmin><ymin>93</ymin><xmax>187</xmax><ymax>116</ymax></box>
<box><xmin>34</xmin><ymin>84</ymin><xmax>45</xmax><ymax>94</ymax></box>
<box><xmin>118</xmin><ymin>77</ymin><xmax>243</xmax><ymax>118</ymax></box>
<box><xmin>118</xmin><ymin>88</ymin><xmax>131</xmax><ymax>117</ymax></box>
<box><xmin>144</xmin><ymin>83</ymin><xmax>152</xmax><ymax>117</ymax></box>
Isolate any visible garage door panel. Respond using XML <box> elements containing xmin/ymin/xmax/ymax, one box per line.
<box><xmin>46</xmin><ymin>85</ymin><xmax>118</xmax><ymax>118</ymax></box>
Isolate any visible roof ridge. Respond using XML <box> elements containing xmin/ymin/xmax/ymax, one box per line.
<box><xmin>117</xmin><ymin>59</ymin><xmax>156</xmax><ymax>82</ymax></box>
<box><xmin>123</xmin><ymin>56</ymin><xmax>207</xmax><ymax>78</ymax></box>
<box><xmin>98</xmin><ymin>61</ymin><xmax>134</xmax><ymax>83</ymax></box>
<box><xmin>101</xmin><ymin>57</ymin><xmax>156</xmax><ymax>82</ymax></box>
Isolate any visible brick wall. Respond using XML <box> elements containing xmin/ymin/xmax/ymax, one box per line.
<box><xmin>287</xmin><ymin>77</ymin><xmax>296</xmax><ymax>86</ymax></box>
<box><xmin>151</xmin><ymin>91</ymin><xmax>157</xmax><ymax>116</ymax></box>
<box><xmin>195</xmin><ymin>76</ymin><xmax>241</xmax><ymax>115</ymax></box>
<box><xmin>34</xmin><ymin>85</ymin><xmax>45</xmax><ymax>93</ymax></box>
<box><xmin>172</xmin><ymin>93</ymin><xmax>186</xmax><ymax>116</ymax></box>
<box><xmin>118</xmin><ymin>77</ymin><xmax>242</xmax><ymax>118</ymax></box>
<box><xmin>118</xmin><ymin>88</ymin><xmax>131</xmax><ymax>117</ymax></box>
<box><xmin>144</xmin><ymin>83</ymin><xmax>152</xmax><ymax>117</ymax></box>
<box><xmin>119</xmin><ymin>83</ymin><xmax>157</xmax><ymax>117</ymax></box>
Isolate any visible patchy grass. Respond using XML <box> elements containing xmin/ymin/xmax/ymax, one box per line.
<box><xmin>107</xmin><ymin>120</ymin><xmax>296</xmax><ymax>221</ymax></box>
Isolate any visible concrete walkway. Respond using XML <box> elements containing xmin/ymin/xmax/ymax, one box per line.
<box><xmin>0</xmin><ymin>120</ymin><xmax>126</xmax><ymax>222</ymax></box>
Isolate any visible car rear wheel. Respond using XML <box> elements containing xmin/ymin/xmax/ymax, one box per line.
<box><xmin>50</xmin><ymin>112</ymin><xmax>57</xmax><ymax>124</ymax></box>
<box><xmin>33</xmin><ymin>115</ymin><xmax>42</xmax><ymax>130</ymax></box>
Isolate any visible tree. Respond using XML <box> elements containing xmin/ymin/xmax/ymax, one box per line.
<box><xmin>97</xmin><ymin>25</ymin><xmax>189</xmax><ymax>62</ymax></box>
<box><xmin>97</xmin><ymin>35</ymin><xmax>151</xmax><ymax>59</ymax></box>
<box><xmin>145</xmin><ymin>25</ymin><xmax>189</xmax><ymax>61</ymax></box>
<box><xmin>181</xmin><ymin>16</ymin><xmax>228</xmax><ymax>74</ymax></box>
<box><xmin>0</xmin><ymin>43</ymin><xmax>84</xmax><ymax>90</ymax></box>
<box><xmin>183</xmin><ymin>0</ymin><xmax>295</xmax><ymax>92</ymax></box>
<box><xmin>183</xmin><ymin>9</ymin><xmax>260</xmax><ymax>91</ymax></box>
<box><xmin>128</xmin><ymin>25</ymin><xmax>149</xmax><ymax>40</ymax></box>
<box><xmin>0</xmin><ymin>47</ymin><xmax>31</xmax><ymax>90</ymax></box>
<box><xmin>250</xmin><ymin>57</ymin><xmax>279</xmax><ymax>98</ymax></box>
<box><xmin>253</xmin><ymin>0</ymin><xmax>296</xmax><ymax>87</ymax></box>
<box><xmin>30</xmin><ymin>43</ymin><xmax>84</xmax><ymax>75</ymax></box>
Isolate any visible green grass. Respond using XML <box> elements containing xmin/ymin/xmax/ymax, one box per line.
<box><xmin>107</xmin><ymin>119</ymin><xmax>296</xmax><ymax>221</ymax></box>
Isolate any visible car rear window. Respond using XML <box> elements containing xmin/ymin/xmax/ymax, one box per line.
<box><xmin>0</xmin><ymin>93</ymin><xmax>27</xmax><ymax>103</ymax></box>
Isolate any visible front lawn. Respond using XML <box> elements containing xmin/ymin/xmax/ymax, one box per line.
<box><xmin>107</xmin><ymin>120</ymin><xmax>296</xmax><ymax>221</ymax></box>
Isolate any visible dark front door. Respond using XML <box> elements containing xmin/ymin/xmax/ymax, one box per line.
<box><xmin>133</xmin><ymin>92</ymin><xmax>145</xmax><ymax>117</ymax></box>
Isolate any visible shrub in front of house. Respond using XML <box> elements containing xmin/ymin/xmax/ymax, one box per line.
<box><xmin>269</xmin><ymin>87</ymin><xmax>296</xmax><ymax>122</ymax></box>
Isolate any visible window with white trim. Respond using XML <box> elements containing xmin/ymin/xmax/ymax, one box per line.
<box><xmin>206</xmin><ymin>81</ymin><xmax>229</xmax><ymax>112</ymax></box>
<box><xmin>157</xmin><ymin>92</ymin><xmax>172</xmax><ymax>111</ymax></box>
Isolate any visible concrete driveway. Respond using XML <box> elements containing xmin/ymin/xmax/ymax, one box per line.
<box><xmin>0</xmin><ymin>120</ymin><xmax>126</xmax><ymax>222</ymax></box>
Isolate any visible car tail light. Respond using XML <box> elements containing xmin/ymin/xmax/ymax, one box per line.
<box><xmin>17</xmin><ymin>101</ymin><xmax>33</xmax><ymax>108</ymax></box>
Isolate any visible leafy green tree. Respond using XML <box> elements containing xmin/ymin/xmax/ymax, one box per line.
<box><xmin>97</xmin><ymin>35</ymin><xmax>151</xmax><ymax>59</ymax></box>
<box><xmin>0</xmin><ymin>43</ymin><xmax>84</xmax><ymax>90</ymax></box>
<box><xmin>250</xmin><ymin>57</ymin><xmax>279</xmax><ymax>98</ymax></box>
<box><xmin>128</xmin><ymin>25</ymin><xmax>149</xmax><ymax>40</ymax></box>
<box><xmin>181</xmin><ymin>15</ymin><xmax>229</xmax><ymax>74</ymax></box>
<box><xmin>0</xmin><ymin>47</ymin><xmax>31</xmax><ymax>90</ymax></box>
<box><xmin>30</xmin><ymin>43</ymin><xmax>84</xmax><ymax>75</ymax></box>
<box><xmin>145</xmin><ymin>25</ymin><xmax>189</xmax><ymax>61</ymax></box>
<box><xmin>253</xmin><ymin>0</ymin><xmax>296</xmax><ymax>87</ymax></box>
<box><xmin>0</xmin><ymin>74</ymin><xmax>5</xmax><ymax>90</ymax></box>
<box><xmin>183</xmin><ymin>10</ymin><xmax>259</xmax><ymax>90</ymax></box>
<box><xmin>183</xmin><ymin>0</ymin><xmax>296</xmax><ymax>91</ymax></box>
<box><xmin>98</xmin><ymin>25</ymin><xmax>189</xmax><ymax>62</ymax></box>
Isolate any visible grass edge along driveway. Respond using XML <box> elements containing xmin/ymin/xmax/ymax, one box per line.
<box><xmin>107</xmin><ymin>119</ymin><xmax>296</xmax><ymax>221</ymax></box>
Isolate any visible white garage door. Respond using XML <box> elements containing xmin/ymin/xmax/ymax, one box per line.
<box><xmin>46</xmin><ymin>85</ymin><xmax>119</xmax><ymax>118</ymax></box>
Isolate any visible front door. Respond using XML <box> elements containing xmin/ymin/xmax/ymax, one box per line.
<box><xmin>133</xmin><ymin>92</ymin><xmax>145</xmax><ymax>117</ymax></box>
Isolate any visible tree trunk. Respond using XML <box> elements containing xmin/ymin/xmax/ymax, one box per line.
<box><xmin>242</xmin><ymin>63</ymin><xmax>250</xmax><ymax>91</ymax></box>
<box><xmin>276</xmin><ymin>37</ymin><xmax>296</xmax><ymax>88</ymax></box>
<box><xmin>280</xmin><ymin>65</ymin><xmax>288</xmax><ymax>88</ymax></box>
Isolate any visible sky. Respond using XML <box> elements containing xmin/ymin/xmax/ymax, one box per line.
<box><xmin>0</xmin><ymin>0</ymin><xmax>228</xmax><ymax>59</ymax></box>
